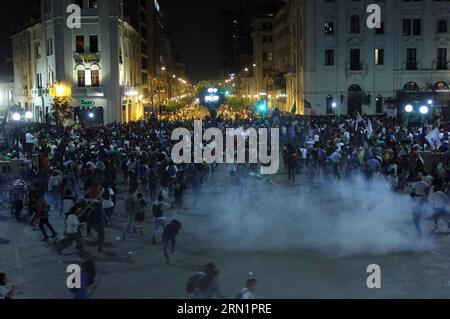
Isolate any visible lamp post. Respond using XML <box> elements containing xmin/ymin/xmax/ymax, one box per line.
<box><xmin>12</xmin><ymin>112</ymin><xmax>21</xmax><ymax>158</ymax></box>
<box><xmin>419</xmin><ymin>105</ymin><xmax>429</xmax><ymax>151</ymax></box>
<box><xmin>25</xmin><ymin>111</ymin><xmax>33</xmax><ymax>124</ymax></box>
<box><xmin>332</xmin><ymin>102</ymin><xmax>337</xmax><ymax>116</ymax></box>
<box><xmin>404</xmin><ymin>104</ymin><xmax>413</xmax><ymax>130</ymax></box>
<box><xmin>88</xmin><ymin>112</ymin><xmax>95</xmax><ymax>128</ymax></box>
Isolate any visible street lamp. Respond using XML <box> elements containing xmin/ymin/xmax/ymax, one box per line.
<box><xmin>419</xmin><ymin>105</ymin><xmax>429</xmax><ymax>150</ymax></box>
<box><xmin>404</xmin><ymin>104</ymin><xmax>413</xmax><ymax>129</ymax></box>
<box><xmin>12</xmin><ymin>112</ymin><xmax>21</xmax><ymax>122</ymax></box>
<box><xmin>12</xmin><ymin>112</ymin><xmax>22</xmax><ymax>158</ymax></box>
<box><xmin>25</xmin><ymin>111</ymin><xmax>33</xmax><ymax>123</ymax></box>
<box><xmin>427</xmin><ymin>99</ymin><xmax>433</xmax><ymax>106</ymax></box>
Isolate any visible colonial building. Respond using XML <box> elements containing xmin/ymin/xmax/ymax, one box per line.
<box><xmin>289</xmin><ymin>0</ymin><xmax>450</xmax><ymax>117</ymax></box>
<box><xmin>12</xmin><ymin>0</ymin><xmax>144</xmax><ymax>124</ymax></box>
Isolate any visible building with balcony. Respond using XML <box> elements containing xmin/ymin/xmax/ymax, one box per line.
<box><xmin>12</xmin><ymin>0</ymin><xmax>143</xmax><ymax>124</ymax></box>
<box><xmin>287</xmin><ymin>0</ymin><xmax>450</xmax><ymax>117</ymax></box>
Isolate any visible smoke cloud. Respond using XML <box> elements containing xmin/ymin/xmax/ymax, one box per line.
<box><xmin>195</xmin><ymin>173</ymin><xmax>435</xmax><ymax>256</ymax></box>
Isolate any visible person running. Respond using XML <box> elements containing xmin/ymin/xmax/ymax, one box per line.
<box><xmin>36</xmin><ymin>198</ymin><xmax>58</xmax><ymax>242</ymax></box>
<box><xmin>0</xmin><ymin>273</ymin><xmax>16</xmax><ymax>299</ymax></box>
<box><xmin>123</xmin><ymin>188</ymin><xmax>137</xmax><ymax>240</ymax></box>
<box><xmin>236</xmin><ymin>279</ymin><xmax>258</xmax><ymax>299</ymax></box>
<box><xmin>134</xmin><ymin>193</ymin><xmax>148</xmax><ymax>236</ymax></box>
<box><xmin>194</xmin><ymin>269</ymin><xmax>226</xmax><ymax>299</ymax></box>
<box><xmin>7</xmin><ymin>177</ymin><xmax>27</xmax><ymax>221</ymax></box>
<box><xmin>152</xmin><ymin>194</ymin><xmax>170</xmax><ymax>244</ymax></box>
<box><xmin>56</xmin><ymin>207</ymin><xmax>84</xmax><ymax>255</ymax></box>
<box><xmin>88</xmin><ymin>202</ymin><xmax>107</xmax><ymax>252</ymax></box>
<box><xmin>162</xmin><ymin>220</ymin><xmax>182</xmax><ymax>265</ymax></box>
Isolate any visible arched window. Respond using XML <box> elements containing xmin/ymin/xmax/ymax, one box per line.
<box><xmin>348</xmin><ymin>84</ymin><xmax>362</xmax><ymax>92</ymax></box>
<box><xmin>434</xmin><ymin>81</ymin><xmax>449</xmax><ymax>91</ymax></box>
<box><xmin>403</xmin><ymin>82</ymin><xmax>420</xmax><ymax>91</ymax></box>
<box><xmin>351</xmin><ymin>15</ymin><xmax>360</xmax><ymax>33</ymax></box>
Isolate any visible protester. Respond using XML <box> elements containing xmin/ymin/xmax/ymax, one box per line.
<box><xmin>0</xmin><ymin>273</ymin><xmax>16</xmax><ymax>299</ymax></box>
<box><xmin>162</xmin><ymin>219</ymin><xmax>182</xmax><ymax>264</ymax></box>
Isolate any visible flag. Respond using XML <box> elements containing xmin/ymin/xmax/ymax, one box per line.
<box><xmin>355</xmin><ymin>112</ymin><xmax>363</xmax><ymax>131</ymax></box>
<box><xmin>367</xmin><ymin>119</ymin><xmax>373</xmax><ymax>139</ymax></box>
<box><xmin>426</xmin><ymin>128</ymin><xmax>441</xmax><ymax>149</ymax></box>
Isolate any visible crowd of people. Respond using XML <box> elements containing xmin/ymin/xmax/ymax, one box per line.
<box><xmin>0</xmin><ymin>111</ymin><xmax>449</xmax><ymax>298</ymax></box>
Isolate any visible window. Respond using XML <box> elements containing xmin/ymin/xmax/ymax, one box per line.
<box><xmin>263</xmin><ymin>52</ymin><xmax>273</xmax><ymax>61</ymax></box>
<box><xmin>437</xmin><ymin>48</ymin><xmax>447</xmax><ymax>69</ymax></box>
<box><xmin>91</xmin><ymin>70</ymin><xmax>100</xmax><ymax>87</ymax></box>
<box><xmin>46</xmin><ymin>38</ymin><xmax>53</xmax><ymax>56</ymax></box>
<box><xmin>438</xmin><ymin>19</ymin><xmax>447</xmax><ymax>33</ymax></box>
<box><xmin>324</xmin><ymin>22</ymin><xmax>335</xmax><ymax>35</ymax></box>
<box><xmin>350</xmin><ymin>15</ymin><xmax>360</xmax><ymax>33</ymax></box>
<box><xmin>89</xmin><ymin>35</ymin><xmax>98</xmax><ymax>53</ymax></box>
<box><xmin>76</xmin><ymin>36</ymin><xmax>85</xmax><ymax>53</ymax></box>
<box><xmin>375</xmin><ymin>48</ymin><xmax>384</xmax><ymax>65</ymax></box>
<box><xmin>325</xmin><ymin>49</ymin><xmax>334</xmax><ymax>65</ymax></box>
<box><xmin>403</xmin><ymin>19</ymin><xmax>411</xmax><ymax>35</ymax></box>
<box><xmin>88</xmin><ymin>0</ymin><xmax>98</xmax><ymax>8</ymax></box>
<box><xmin>413</xmin><ymin>19</ymin><xmax>421</xmax><ymax>35</ymax></box>
<box><xmin>350</xmin><ymin>49</ymin><xmax>361</xmax><ymax>70</ymax></box>
<box><xmin>406</xmin><ymin>48</ymin><xmax>417</xmax><ymax>70</ymax></box>
<box><xmin>77</xmin><ymin>70</ymin><xmax>85</xmax><ymax>87</ymax></box>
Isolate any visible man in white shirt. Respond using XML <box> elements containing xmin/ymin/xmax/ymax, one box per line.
<box><xmin>236</xmin><ymin>279</ymin><xmax>258</xmax><ymax>299</ymax></box>
<box><xmin>56</xmin><ymin>211</ymin><xmax>84</xmax><ymax>255</ymax></box>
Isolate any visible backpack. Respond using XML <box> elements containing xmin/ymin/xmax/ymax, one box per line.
<box><xmin>186</xmin><ymin>273</ymin><xmax>205</xmax><ymax>294</ymax></box>
<box><xmin>102</xmin><ymin>189</ymin><xmax>111</xmax><ymax>201</ymax></box>
<box><xmin>152</xmin><ymin>203</ymin><xmax>163</xmax><ymax>218</ymax></box>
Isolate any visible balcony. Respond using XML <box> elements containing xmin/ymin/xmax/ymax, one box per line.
<box><xmin>405</xmin><ymin>62</ymin><xmax>418</xmax><ymax>70</ymax></box>
<box><xmin>72</xmin><ymin>86</ymin><xmax>104</xmax><ymax>97</ymax></box>
<box><xmin>73</xmin><ymin>52</ymin><xmax>101</xmax><ymax>63</ymax></box>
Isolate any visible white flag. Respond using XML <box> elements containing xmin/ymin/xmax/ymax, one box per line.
<box><xmin>367</xmin><ymin>119</ymin><xmax>373</xmax><ymax>139</ymax></box>
<box><xmin>425</xmin><ymin>128</ymin><xmax>441</xmax><ymax>149</ymax></box>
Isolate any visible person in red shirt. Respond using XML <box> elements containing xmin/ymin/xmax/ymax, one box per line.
<box><xmin>36</xmin><ymin>199</ymin><xmax>57</xmax><ymax>241</ymax></box>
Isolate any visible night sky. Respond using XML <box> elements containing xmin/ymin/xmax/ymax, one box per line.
<box><xmin>0</xmin><ymin>0</ymin><xmax>239</xmax><ymax>82</ymax></box>
<box><xmin>160</xmin><ymin>0</ymin><xmax>239</xmax><ymax>82</ymax></box>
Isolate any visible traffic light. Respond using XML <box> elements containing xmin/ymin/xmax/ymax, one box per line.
<box><xmin>257</xmin><ymin>99</ymin><xmax>268</xmax><ymax>113</ymax></box>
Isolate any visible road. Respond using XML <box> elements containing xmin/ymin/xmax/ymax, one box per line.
<box><xmin>1</xmin><ymin>165</ymin><xmax>450</xmax><ymax>299</ymax></box>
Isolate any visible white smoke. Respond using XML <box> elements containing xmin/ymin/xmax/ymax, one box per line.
<box><xmin>195</xmin><ymin>173</ymin><xmax>435</xmax><ymax>256</ymax></box>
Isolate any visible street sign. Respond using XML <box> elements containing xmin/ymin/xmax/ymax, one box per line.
<box><xmin>80</xmin><ymin>100</ymin><xmax>96</xmax><ymax>107</ymax></box>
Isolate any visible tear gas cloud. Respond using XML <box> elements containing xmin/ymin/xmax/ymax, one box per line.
<box><xmin>196</xmin><ymin>174</ymin><xmax>435</xmax><ymax>256</ymax></box>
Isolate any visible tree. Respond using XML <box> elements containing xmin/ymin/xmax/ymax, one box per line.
<box><xmin>225</xmin><ymin>96</ymin><xmax>254</xmax><ymax>111</ymax></box>
<box><xmin>52</xmin><ymin>97</ymin><xmax>73</xmax><ymax>126</ymax></box>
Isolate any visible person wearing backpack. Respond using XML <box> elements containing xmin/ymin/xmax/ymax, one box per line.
<box><xmin>134</xmin><ymin>193</ymin><xmax>148</xmax><ymax>236</ymax></box>
<box><xmin>186</xmin><ymin>263</ymin><xmax>217</xmax><ymax>299</ymax></box>
<box><xmin>236</xmin><ymin>279</ymin><xmax>258</xmax><ymax>299</ymax></box>
<box><xmin>152</xmin><ymin>194</ymin><xmax>169</xmax><ymax>244</ymax></box>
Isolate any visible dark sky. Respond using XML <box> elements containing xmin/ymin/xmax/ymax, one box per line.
<box><xmin>0</xmin><ymin>0</ymin><xmax>239</xmax><ymax>82</ymax></box>
<box><xmin>160</xmin><ymin>0</ymin><xmax>238</xmax><ymax>82</ymax></box>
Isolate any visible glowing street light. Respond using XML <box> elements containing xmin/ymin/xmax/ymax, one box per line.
<box><xmin>88</xmin><ymin>112</ymin><xmax>95</xmax><ymax>119</ymax></box>
<box><xmin>427</xmin><ymin>99</ymin><xmax>433</xmax><ymax>106</ymax></box>
<box><xmin>419</xmin><ymin>105</ymin><xmax>429</xmax><ymax>115</ymax></box>
<box><xmin>12</xmin><ymin>112</ymin><xmax>21</xmax><ymax>121</ymax></box>
<box><xmin>332</xmin><ymin>102</ymin><xmax>337</xmax><ymax>108</ymax></box>
<box><xmin>405</xmin><ymin>104</ymin><xmax>413</xmax><ymax>113</ymax></box>
<box><xmin>161</xmin><ymin>66</ymin><xmax>166</xmax><ymax>71</ymax></box>
<box><xmin>244</xmin><ymin>68</ymin><xmax>249</xmax><ymax>72</ymax></box>
<box><xmin>25</xmin><ymin>111</ymin><xmax>33</xmax><ymax>120</ymax></box>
